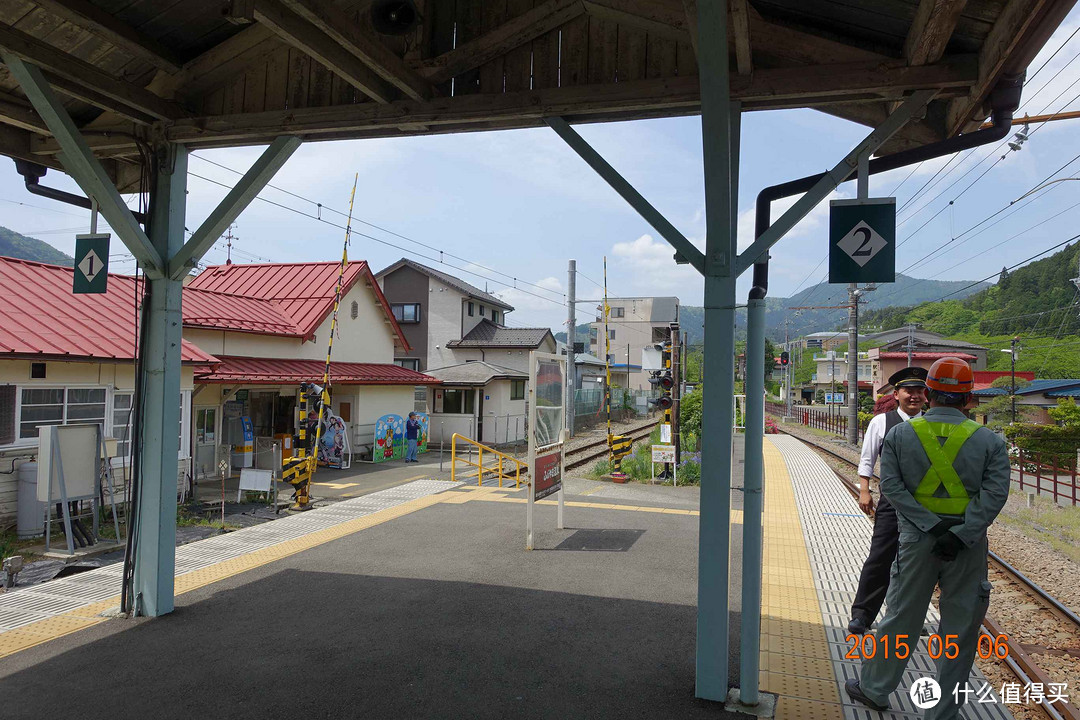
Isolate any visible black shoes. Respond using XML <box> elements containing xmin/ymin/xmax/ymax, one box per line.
<box><xmin>847</xmin><ymin>616</ymin><xmax>869</xmax><ymax>635</ymax></box>
<box><xmin>846</xmin><ymin>679</ymin><xmax>890</xmax><ymax>711</ymax></box>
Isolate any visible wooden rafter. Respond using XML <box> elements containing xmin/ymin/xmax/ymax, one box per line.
<box><xmin>904</xmin><ymin>0</ymin><xmax>967</xmax><ymax>66</ymax></box>
<box><xmin>157</xmin><ymin>25</ymin><xmax>278</xmax><ymax>98</ymax></box>
<box><xmin>0</xmin><ymin>88</ymin><xmax>48</xmax><ymax>133</ymax></box>
<box><xmin>946</xmin><ymin>0</ymin><xmax>1050</xmax><ymax>133</ymax></box>
<box><xmin>420</xmin><ymin>0</ymin><xmax>587</xmax><ymax>84</ymax></box>
<box><xmin>730</xmin><ymin>0</ymin><xmax>752</xmax><ymax>75</ymax></box>
<box><xmin>0</xmin><ymin>21</ymin><xmax>186</xmax><ymax>122</ymax></box>
<box><xmin>76</xmin><ymin>56</ymin><xmax>974</xmax><ymax>149</ymax></box>
<box><xmin>583</xmin><ymin>0</ymin><xmax>685</xmax><ymax>41</ymax></box>
<box><xmin>30</xmin><ymin>0</ymin><xmax>185</xmax><ymax>73</ymax></box>
<box><xmin>281</xmin><ymin>0</ymin><xmax>433</xmax><ymax>101</ymax></box>
<box><xmin>253</xmin><ymin>0</ymin><xmax>396</xmax><ymax>103</ymax></box>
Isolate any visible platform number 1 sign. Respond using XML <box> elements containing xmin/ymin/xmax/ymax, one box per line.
<box><xmin>73</xmin><ymin>233</ymin><xmax>111</xmax><ymax>294</ymax></box>
<box><xmin>829</xmin><ymin>199</ymin><xmax>895</xmax><ymax>284</ymax></box>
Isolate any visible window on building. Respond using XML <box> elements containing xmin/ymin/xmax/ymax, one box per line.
<box><xmin>19</xmin><ymin>387</ymin><xmax>106</xmax><ymax>440</ymax></box>
<box><xmin>0</xmin><ymin>385</ymin><xmax>14</xmax><ymax>445</ymax></box>
<box><xmin>609</xmin><ymin>330</ymin><xmax>616</xmax><ymax>340</ymax></box>
<box><xmin>492</xmin><ymin>310</ymin><xmax>500</xmax><ymax>324</ymax></box>
<box><xmin>610</xmin><ymin>306</ymin><xmax>624</xmax><ymax>318</ymax></box>
<box><xmin>30</xmin><ymin>362</ymin><xmax>46</xmax><ymax>379</ymax></box>
<box><xmin>395</xmin><ymin>358</ymin><xmax>420</xmax><ymax>371</ymax></box>
<box><xmin>413</xmin><ymin>386</ymin><xmax>428</xmax><ymax>413</ymax></box>
<box><xmin>442</xmin><ymin>389</ymin><xmax>475</xmax><ymax>414</ymax></box>
<box><xmin>112</xmin><ymin>392</ymin><xmax>134</xmax><ymax>459</ymax></box>
<box><xmin>392</xmin><ymin>303</ymin><xmax>421</xmax><ymax>323</ymax></box>
<box><xmin>467</xmin><ymin>301</ymin><xmax>474</xmax><ymax>316</ymax></box>
<box><xmin>479</xmin><ymin>305</ymin><xmax>485</xmax><ymax>317</ymax></box>
<box><xmin>350</xmin><ymin>300</ymin><xmax>358</xmax><ymax>319</ymax></box>
<box><xmin>511</xmin><ymin>380</ymin><xmax>525</xmax><ymax>401</ymax></box>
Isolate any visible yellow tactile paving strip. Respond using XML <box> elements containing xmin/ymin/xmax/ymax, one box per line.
<box><xmin>761</xmin><ymin>437</ymin><xmax>844</xmax><ymax>720</ymax></box>
<box><xmin>0</xmin><ymin>493</ymin><xmax>447</xmax><ymax>659</ymax></box>
<box><xmin>0</xmin><ymin>484</ymin><xmax>713</xmax><ymax>660</ymax></box>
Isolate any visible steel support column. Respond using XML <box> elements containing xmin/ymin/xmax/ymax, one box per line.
<box><xmin>696</xmin><ymin>0</ymin><xmax>737</xmax><ymax>702</ymax></box>
<box><xmin>736</xmin><ymin>89</ymin><xmax>937</xmax><ymax>275</ymax></box>
<box><xmin>741</xmin><ymin>295</ymin><xmax>765</xmax><ymax>703</ymax></box>
<box><xmin>133</xmin><ymin>145</ymin><xmax>187</xmax><ymax>617</ymax></box>
<box><xmin>545</xmin><ymin>117</ymin><xmax>706</xmax><ymax>274</ymax></box>
<box><xmin>0</xmin><ymin>54</ymin><xmax>164</xmax><ymax>277</ymax></box>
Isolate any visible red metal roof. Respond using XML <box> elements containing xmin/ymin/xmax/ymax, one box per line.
<box><xmin>194</xmin><ymin>356</ymin><xmax>440</xmax><ymax>385</ymax></box>
<box><xmin>0</xmin><ymin>257</ymin><xmax>217</xmax><ymax>364</ymax></box>
<box><xmin>876</xmin><ymin>352</ymin><xmax>977</xmax><ymax>360</ymax></box>
<box><xmin>186</xmin><ymin>261</ymin><xmax>410</xmax><ymax>350</ymax></box>
<box><xmin>183</xmin><ymin>287</ymin><xmax>301</xmax><ymax>336</ymax></box>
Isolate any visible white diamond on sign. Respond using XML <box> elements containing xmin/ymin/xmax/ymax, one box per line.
<box><xmin>836</xmin><ymin>220</ymin><xmax>887</xmax><ymax>267</ymax></box>
<box><xmin>78</xmin><ymin>249</ymin><xmax>104</xmax><ymax>281</ymax></box>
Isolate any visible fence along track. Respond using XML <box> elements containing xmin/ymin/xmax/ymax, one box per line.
<box><xmin>775</xmin><ymin>425</ymin><xmax>1080</xmax><ymax>720</ymax></box>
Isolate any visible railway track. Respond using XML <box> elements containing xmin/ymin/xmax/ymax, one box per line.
<box><xmin>563</xmin><ymin>421</ymin><xmax>658</xmax><ymax>471</ymax></box>
<box><xmin>776</xmin><ymin>425</ymin><xmax>1080</xmax><ymax>720</ymax></box>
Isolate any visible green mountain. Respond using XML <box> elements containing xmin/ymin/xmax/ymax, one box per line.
<box><xmin>0</xmin><ymin>226</ymin><xmax>74</xmax><ymax>266</ymax></box>
<box><xmin>861</xmin><ymin>242</ymin><xmax>1080</xmax><ymax>339</ymax></box>
<box><xmin>677</xmin><ymin>272</ymin><xmax>990</xmax><ymax>344</ymax></box>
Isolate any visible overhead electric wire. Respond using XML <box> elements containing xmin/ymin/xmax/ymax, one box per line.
<box><xmin>186</xmin><ymin>171</ymin><xmax>569</xmax><ymax>310</ymax></box>
<box><xmin>934</xmin><ymin>233</ymin><xmax>1080</xmax><ymax>302</ymax></box>
<box><xmin>189</xmin><ymin>154</ymin><xmax>566</xmax><ymax>303</ymax></box>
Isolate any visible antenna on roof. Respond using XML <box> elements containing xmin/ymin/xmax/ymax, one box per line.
<box><xmin>224</xmin><ymin>224</ymin><xmax>236</xmax><ymax>265</ymax></box>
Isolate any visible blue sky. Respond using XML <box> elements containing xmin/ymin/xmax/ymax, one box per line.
<box><xmin>3</xmin><ymin>8</ymin><xmax>1080</xmax><ymax>334</ymax></box>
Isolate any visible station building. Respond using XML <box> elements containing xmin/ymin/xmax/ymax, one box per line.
<box><xmin>0</xmin><ymin>257</ymin><xmax>439</xmax><ymax>522</ymax></box>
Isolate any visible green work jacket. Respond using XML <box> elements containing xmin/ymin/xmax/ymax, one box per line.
<box><xmin>879</xmin><ymin>406</ymin><xmax>1011</xmax><ymax>547</ymax></box>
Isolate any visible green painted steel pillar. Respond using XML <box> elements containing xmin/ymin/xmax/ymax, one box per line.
<box><xmin>741</xmin><ymin>296</ymin><xmax>766</xmax><ymax>703</ymax></box>
<box><xmin>696</xmin><ymin>0</ymin><xmax>738</xmax><ymax>702</ymax></box>
<box><xmin>133</xmin><ymin>146</ymin><xmax>188</xmax><ymax>617</ymax></box>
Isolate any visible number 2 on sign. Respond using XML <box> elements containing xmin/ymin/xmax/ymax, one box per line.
<box><xmin>850</xmin><ymin>227</ymin><xmax>873</xmax><ymax>256</ymax></box>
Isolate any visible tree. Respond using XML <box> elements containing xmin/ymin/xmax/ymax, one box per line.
<box><xmin>1048</xmin><ymin>397</ymin><xmax>1080</xmax><ymax>427</ymax></box>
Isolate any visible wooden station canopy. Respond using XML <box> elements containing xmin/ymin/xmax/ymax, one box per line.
<box><xmin>0</xmin><ymin>0</ymin><xmax>1075</xmax><ymax>191</ymax></box>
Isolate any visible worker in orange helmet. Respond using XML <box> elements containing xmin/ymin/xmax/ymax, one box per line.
<box><xmin>846</xmin><ymin>357</ymin><xmax>1011</xmax><ymax>720</ymax></box>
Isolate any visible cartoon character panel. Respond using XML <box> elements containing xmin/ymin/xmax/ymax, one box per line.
<box><xmin>373</xmin><ymin>413</ymin><xmax>405</xmax><ymax>463</ymax></box>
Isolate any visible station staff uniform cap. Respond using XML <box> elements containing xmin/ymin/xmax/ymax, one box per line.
<box><xmin>888</xmin><ymin>366</ymin><xmax>928</xmax><ymax>389</ymax></box>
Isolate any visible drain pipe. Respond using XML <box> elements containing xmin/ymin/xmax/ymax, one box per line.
<box><xmin>738</xmin><ymin>75</ymin><xmax>1022</xmax><ymax>706</ymax></box>
<box><xmin>13</xmin><ymin>159</ymin><xmax>148</xmax><ymax>224</ymax></box>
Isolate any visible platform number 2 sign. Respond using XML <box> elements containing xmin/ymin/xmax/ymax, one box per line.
<box><xmin>829</xmin><ymin>199</ymin><xmax>895</xmax><ymax>284</ymax></box>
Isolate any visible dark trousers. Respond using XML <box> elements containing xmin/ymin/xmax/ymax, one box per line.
<box><xmin>850</xmin><ymin>495</ymin><xmax>899</xmax><ymax>624</ymax></box>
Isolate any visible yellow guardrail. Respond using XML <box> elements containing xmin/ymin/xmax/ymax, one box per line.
<box><xmin>450</xmin><ymin>433</ymin><xmax>528</xmax><ymax>488</ymax></box>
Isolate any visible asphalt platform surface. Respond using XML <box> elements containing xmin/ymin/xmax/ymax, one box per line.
<box><xmin>2</xmin><ymin>440</ymin><xmax>747</xmax><ymax>720</ymax></box>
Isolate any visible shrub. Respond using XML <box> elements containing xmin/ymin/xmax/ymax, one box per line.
<box><xmin>764</xmin><ymin>418</ymin><xmax>778</xmax><ymax>435</ymax></box>
<box><xmin>677</xmin><ymin>452</ymin><xmax>701</xmax><ymax>485</ymax></box>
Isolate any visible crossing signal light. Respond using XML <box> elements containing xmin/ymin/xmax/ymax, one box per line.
<box><xmin>780</xmin><ymin>351</ymin><xmax>790</xmax><ymax>366</ymax></box>
<box><xmin>649</xmin><ymin>370</ymin><xmax>674</xmax><ymax>410</ymax></box>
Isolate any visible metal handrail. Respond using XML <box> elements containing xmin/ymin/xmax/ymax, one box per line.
<box><xmin>450</xmin><ymin>433</ymin><xmax>528</xmax><ymax>488</ymax></box>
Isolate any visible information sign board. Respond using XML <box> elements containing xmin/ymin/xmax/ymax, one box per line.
<box><xmin>829</xmin><ymin>199</ymin><xmax>895</xmax><ymax>283</ymax></box>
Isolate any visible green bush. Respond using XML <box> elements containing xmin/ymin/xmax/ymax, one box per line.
<box><xmin>1005</xmin><ymin>423</ymin><xmax>1080</xmax><ymax>469</ymax></box>
<box><xmin>677</xmin><ymin>451</ymin><xmax>701</xmax><ymax>485</ymax></box>
<box><xmin>681</xmin><ymin>389</ymin><xmax>702</xmax><ymax>440</ymax></box>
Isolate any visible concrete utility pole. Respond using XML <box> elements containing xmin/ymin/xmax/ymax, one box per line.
<box><xmin>567</xmin><ymin>259</ymin><xmax>576</xmax><ymax>438</ymax></box>
<box><xmin>847</xmin><ymin>284</ymin><xmax>858</xmax><ymax>443</ymax></box>
<box><xmin>1011</xmin><ymin>336</ymin><xmax>1018</xmax><ymax>425</ymax></box>
<box><xmin>906</xmin><ymin>323</ymin><xmax>916</xmax><ymax>367</ymax></box>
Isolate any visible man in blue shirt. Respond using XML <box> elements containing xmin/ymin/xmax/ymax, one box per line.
<box><xmin>405</xmin><ymin>412</ymin><xmax>420</xmax><ymax>463</ymax></box>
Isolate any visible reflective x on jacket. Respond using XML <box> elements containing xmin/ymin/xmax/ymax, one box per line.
<box><xmin>879</xmin><ymin>406</ymin><xmax>1011</xmax><ymax>547</ymax></box>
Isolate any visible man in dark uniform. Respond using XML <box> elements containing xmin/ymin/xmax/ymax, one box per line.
<box><xmin>847</xmin><ymin>366</ymin><xmax>928</xmax><ymax>635</ymax></box>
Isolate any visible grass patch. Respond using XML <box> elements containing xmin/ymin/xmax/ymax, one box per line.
<box><xmin>998</xmin><ymin>490</ymin><xmax>1080</xmax><ymax>564</ymax></box>
<box><xmin>177</xmin><ymin>503</ymin><xmax>242</xmax><ymax>531</ymax></box>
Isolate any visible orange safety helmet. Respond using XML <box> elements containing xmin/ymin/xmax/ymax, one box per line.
<box><xmin>926</xmin><ymin>357</ymin><xmax>974</xmax><ymax>393</ymax></box>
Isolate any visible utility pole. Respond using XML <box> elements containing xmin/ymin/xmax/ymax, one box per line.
<box><xmin>566</xmin><ymin>259</ymin><xmax>576</xmax><ymax>438</ymax></box>
<box><xmin>671</xmin><ymin>321</ymin><xmax>681</xmax><ymax>466</ymax></box>
<box><xmin>1010</xmin><ymin>336</ymin><xmax>1018</xmax><ymax>425</ymax></box>
<box><xmin>604</xmin><ymin>257</ymin><xmax>612</xmax><ymax>461</ymax></box>
<box><xmin>906</xmin><ymin>323</ymin><xmax>915</xmax><ymax>367</ymax></box>
<box><xmin>846</xmin><ymin>285</ymin><xmax>875</xmax><ymax>443</ymax></box>
<box><xmin>784</xmin><ymin>319</ymin><xmax>792</xmax><ymax>417</ymax></box>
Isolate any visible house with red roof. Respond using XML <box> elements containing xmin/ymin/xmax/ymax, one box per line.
<box><xmin>182</xmin><ymin>260</ymin><xmax>439</xmax><ymax>477</ymax></box>
<box><xmin>0</xmin><ymin>257</ymin><xmax>439</xmax><ymax>519</ymax></box>
<box><xmin>867</xmin><ymin>349</ymin><xmax>978</xmax><ymax>397</ymax></box>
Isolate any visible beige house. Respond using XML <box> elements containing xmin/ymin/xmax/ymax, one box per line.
<box><xmin>588</xmin><ymin>296</ymin><xmax>679</xmax><ymax>389</ymax></box>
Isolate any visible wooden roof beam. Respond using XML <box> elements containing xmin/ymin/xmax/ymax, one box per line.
<box><xmin>904</xmin><ymin>0</ymin><xmax>967</xmax><ymax>66</ymax></box>
<box><xmin>945</xmin><ymin>0</ymin><xmax>1050</xmax><ymax>134</ymax></box>
<box><xmin>31</xmin><ymin>0</ymin><xmax>185</xmax><ymax>73</ymax></box>
<box><xmin>155</xmin><ymin>25</ymin><xmax>279</xmax><ymax>98</ymax></box>
<box><xmin>253</xmin><ymin>0</ymin><xmax>396</xmax><ymax>103</ymax></box>
<box><xmin>281</xmin><ymin>0</ymin><xmax>434</xmax><ymax>101</ymax></box>
<box><xmin>730</xmin><ymin>0</ymin><xmax>752</xmax><ymax>75</ymax></box>
<box><xmin>582</xmin><ymin>0</ymin><xmax>686</xmax><ymax>41</ymax></box>
<box><xmin>0</xmin><ymin>89</ymin><xmax>48</xmax><ymax>133</ymax></box>
<box><xmin>420</xmin><ymin>0</ymin><xmax>587</xmax><ymax>84</ymax></box>
<box><xmin>153</xmin><ymin>56</ymin><xmax>975</xmax><ymax>145</ymax></box>
<box><xmin>0</xmin><ymin>20</ymin><xmax>186</xmax><ymax>122</ymax></box>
